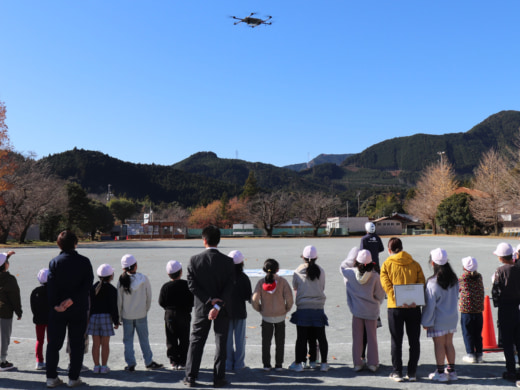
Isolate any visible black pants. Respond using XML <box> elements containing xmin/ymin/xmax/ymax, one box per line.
<box><xmin>261</xmin><ymin>320</ymin><xmax>285</xmax><ymax>368</ymax></box>
<box><xmin>185</xmin><ymin>312</ymin><xmax>229</xmax><ymax>382</ymax></box>
<box><xmin>46</xmin><ymin>308</ymin><xmax>88</xmax><ymax>380</ymax></box>
<box><xmin>388</xmin><ymin>307</ymin><xmax>421</xmax><ymax>375</ymax></box>
<box><xmin>498</xmin><ymin>304</ymin><xmax>520</xmax><ymax>374</ymax></box>
<box><xmin>295</xmin><ymin>326</ymin><xmax>328</xmax><ymax>364</ymax></box>
<box><xmin>165</xmin><ymin>310</ymin><xmax>191</xmax><ymax>365</ymax></box>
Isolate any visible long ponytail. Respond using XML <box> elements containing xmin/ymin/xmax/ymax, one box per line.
<box><xmin>119</xmin><ymin>263</ymin><xmax>136</xmax><ymax>294</ymax></box>
<box><xmin>263</xmin><ymin>258</ymin><xmax>279</xmax><ymax>284</ymax></box>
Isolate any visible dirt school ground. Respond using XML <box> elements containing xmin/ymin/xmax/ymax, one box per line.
<box><xmin>2</xmin><ymin>235</ymin><xmax>520</xmax><ymax>389</ymax></box>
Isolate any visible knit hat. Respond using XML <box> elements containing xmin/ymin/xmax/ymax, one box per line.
<box><xmin>462</xmin><ymin>256</ymin><xmax>478</xmax><ymax>272</ymax></box>
<box><xmin>121</xmin><ymin>254</ymin><xmax>137</xmax><ymax>269</ymax></box>
<box><xmin>166</xmin><ymin>260</ymin><xmax>182</xmax><ymax>274</ymax></box>
<box><xmin>37</xmin><ymin>268</ymin><xmax>49</xmax><ymax>284</ymax></box>
<box><xmin>494</xmin><ymin>242</ymin><xmax>514</xmax><ymax>257</ymax></box>
<box><xmin>356</xmin><ymin>249</ymin><xmax>372</xmax><ymax>265</ymax></box>
<box><xmin>97</xmin><ymin>264</ymin><xmax>114</xmax><ymax>277</ymax></box>
<box><xmin>0</xmin><ymin>253</ymin><xmax>7</xmax><ymax>267</ymax></box>
<box><xmin>302</xmin><ymin>245</ymin><xmax>317</xmax><ymax>259</ymax></box>
<box><xmin>228</xmin><ymin>250</ymin><xmax>244</xmax><ymax>264</ymax></box>
<box><xmin>431</xmin><ymin>248</ymin><xmax>448</xmax><ymax>265</ymax></box>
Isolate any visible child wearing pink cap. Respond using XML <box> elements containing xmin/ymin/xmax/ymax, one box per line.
<box><xmin>30</xmin><ymin>268</ymin><xmax>51</xmax><ymax>370</ymax></box>
<box><xmin>88</xmin><ymin>264</ymin><xmax>119</xmax><ymax>374</ymax></box>
<box><xmin>422</xmin><ymin>248</ymin><xmax>459</xmax><ymax>382</ymax></box>
<box><xmin>458</xmin><ymin>256</ymin><xmax>484</xmax><ymax>364</ymax></box>
<box><xmin>158</xmin><ymin>260</ymin><xmax>193</xmax><ymax>370</ymax></box>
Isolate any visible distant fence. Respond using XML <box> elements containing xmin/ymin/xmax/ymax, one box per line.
<box><xmin>186</xmin><ymin>227</ymin><xmax>328</xmax><ymax>238</ymax></box>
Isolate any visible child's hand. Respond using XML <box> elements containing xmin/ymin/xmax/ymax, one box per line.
<box><xmin>55</xmin><ymin>298</ymin><xmax>73</xmax><ymax>312</ymax></box>
<box><xmin>114</xmin><ymin>324</ymin><xmax>119</xmax><ymax>330</ymax></box>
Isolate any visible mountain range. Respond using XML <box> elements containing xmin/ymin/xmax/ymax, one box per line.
<box><xmin>40</xmin><ymin>110</ymin><xmax>520</xmax><ymax>208</ymax></box>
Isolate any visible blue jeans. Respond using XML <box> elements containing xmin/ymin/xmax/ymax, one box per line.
<box><xmin>123</xmin><ymin>317</ymin><xmax>153</xmax><ymax>366</ymax></box>
<box><xmin>460</xmin><ymin>312</ymin><xmax>483</xmax><ymax>355</ymax></box>
<box><xmin>226</xmin><ymin>319</ymin><xmax>246</xmax><ymax>370</ymax></box>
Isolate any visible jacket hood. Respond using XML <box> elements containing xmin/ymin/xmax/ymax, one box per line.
<box><xmin>387</xmin><ymin>251</ymin><xmax>415</xmax><ymax>266</ymax></box>
<box><xmin>130</xmin><ymin>273</ymin><xmax>147</xmax><ymax>290</ymax></box>
<box><xmin>355</xmin><ymin>268</ymin><xmax>373</xmax><ymax>285</ymax></box>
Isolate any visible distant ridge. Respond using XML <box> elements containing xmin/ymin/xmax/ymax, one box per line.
<box><xmin>284</xmin><ymin>153</ymin><xmax>353</xmax><ymax>172</ymax></box>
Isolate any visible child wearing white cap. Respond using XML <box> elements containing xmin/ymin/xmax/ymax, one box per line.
<box><xmin>225</xmin><ymin>250</ymin><xmax>252</xmax><ymax>371</ymax></box>
<box><xmin>458</xmin><ymin>256</ymin><xmax>484</xmax><ymax>364</ymax></box>
<box><xmin>491</xmin><ymin>242</ymin><xmax>520</xmax><ymax>382</ymax></box>
<box><xmin>340</xmin><ymin>249</ymin><xmax>385</xmax><ymax>373</ymax></box>
<box><xmin>87</xmin><ymin>264</ymin><xmax>119</xmax><ymax>374</ymax></box>
<box><xmin>289</xmin><ymin>245</ymin><xmax>329</xmax><ymax>372</ymax></box>
<box><xmin>117</xmin><ymin>254</ymin><xmax>163</xmax><ymax>371</ymax></box>
<box><xmin>30</xmin><ymin>268</ymin><xmax>51</xmax><ymax>370</ymax></box>
<box><xmin>421</xmin><ymin>248</ymin><xmax>459</xmax><ymax>382</ymax></box>
<box><xmin>158</xmin><ymin>260</ymin><xmax>193</xmax><ymax>370</ymax></box>
<box><xmin>0</xmin><ymin>251</ymin><xmax>21</xmax><ymax>372</ymax></box>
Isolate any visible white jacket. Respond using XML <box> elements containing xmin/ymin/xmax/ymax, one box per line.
<box><xmin>117</xmin><ymin>272</ymin><xmax>152</xmax><ymax>320</ymax></box>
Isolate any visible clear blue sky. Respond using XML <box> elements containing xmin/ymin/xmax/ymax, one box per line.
<box><xmin>2</xmin><ymin>1</ymin><xmax>519</xmax><ymax>167</ymax></box>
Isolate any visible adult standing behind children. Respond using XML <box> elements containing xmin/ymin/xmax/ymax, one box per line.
<box><xmin>360</xmin><ymin>222</ymin><xmax>384</xmax><ymax>269</ymax></box>
<box><xmin>226</xmin><ymin>250</ymin><xmax>252</xmax><ymax>371</ymax></box>
<box><xmin>118</xmin><ymin>254</ymin><xmax>162</xmax><ymax>372</ymax></box>
<box><xmin>491</xmin><ymin>242</ymin><xmax>520</xmax><ymax>383</ymax></box>
<box><xmin>184</xmin><ymin>225</ymin><xmax>235</xmax><ymax>388</ymax></box>
<box><xmin>158</xmin><ymin>260</ymin><xmax>193</xmax><ymax>371</ymax></box>
<box><xmin>0</xmin><ymin>251</ymin><xmax>21</xmax><ymax>372</ymax></box>
<box><xmin>458</xmin><ymin>256</ymin><xmax>484</xmax><ymax>364</ymax></box>
<box><xmin>46</xmin><ymin>231</ymin><xmax>93</xmax><ymax>388</ymax></box>
<box><xmin>380</xmin><ymin>237</ymin><xmax>425</xmax><ymax>382</ymax></box>
<box><xmin>289</xmin><ymin>245</ymin><xmax>329</xmax><ymax>372</ymax></box>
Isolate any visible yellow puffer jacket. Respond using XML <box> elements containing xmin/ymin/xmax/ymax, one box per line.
<box><xmin>380</xmin><ymin>251</ymin><xmax>425</xmax><ymax>308</ymax></box>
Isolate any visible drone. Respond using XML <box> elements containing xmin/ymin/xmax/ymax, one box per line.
<box><xmin>232</xmin><ymin>13</ymin><xmax>272</xmax><ymax>28</ymax></box>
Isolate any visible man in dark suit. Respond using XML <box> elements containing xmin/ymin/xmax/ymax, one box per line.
<box><xmin>184</xmin><ymin>226</ymin><xmax>235</xmax><ymax>388</ymax></box>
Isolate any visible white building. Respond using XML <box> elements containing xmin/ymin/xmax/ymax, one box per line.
<box><xmin>326</xmin><ymin>217</ymin><xmax>369</xmax><ymax>235</ymax></box>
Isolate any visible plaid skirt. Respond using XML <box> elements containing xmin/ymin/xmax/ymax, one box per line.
<box><xmin>87</xmin><ymin>313</ymin><xmax>115</xmax><ymax>337</ymax></box>
<box><xmin>427</xmin><ymin>327</ymin><xmax>457</xmax><ymax>338</ymax></box>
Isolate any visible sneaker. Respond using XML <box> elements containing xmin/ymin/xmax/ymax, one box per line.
<box><xmin>367</xmin><ymin>365</ymin><xmax>378</xmax><ymax>373</ymax></box>
<box><xmin>124</xmin><ymin>365</ymin><xmax>135</xmax><ymax>372</ymax></box>
<box><xmin>146</xmin><ymin>361</ymin><xmax>163</xmax><ymax>370</ymax></box>
<box><xmin>263</xmin><ymin>366</ymin><xmax>271</xmax><ymax>371</ymax></box>
<box><xmin>176</xmin><ymin>364</ymin><xmax>186</xmax><ymax>371</ymax></box>
<box><xmin>36</xmin><ymin>362</ymin><xmax>46</xmax><ymax>370</ymax></box>
<box><xmin>100</xmin><ymin>366</ymin><xmax>110</xmax><ymax>374</ymax></box>
<box><xmin>320</xmin><ymin>362</ymin><xmax>330</xmax><ymax>372</ymax></box>
<box><xmin>354</xmin><ymin>365</ymin><xmax>364</xmax><ymax>372</ymax></box>
<box><xmin>389</xmin><ymin>371</ymin><xmax>403</xmax><ymax>382</ymax></box>
<box><xmin>516</xmin><ymin>380</ymin><xmax>520</xmax><ymax>388</ymax></box>
<box><xmin>288</xmin><ymin>362</ymin><xmax>304</xmax><ymax>372</ymax></box>
<box><xmin>476</xmin><ymin>354</ymin><xmax>484</xmax><ymax>363</ymax></box>
<box><xmin>93</xmin><ymin>365</ymin><xmax>101</xmax><ymax>374</ymax></box>
<box><xmin>462</xmin><ymin>354</ymin><xmax>477</xmax><ymax>363</ymax></box>
<box><xmin>307</xmin><ymin>361</ymin><xmax>317</xmax><ymax>369</ymax></box>
<box><xmin>46</xmin><ymin>377</ymin><xmax>64</xmax><ymax>388</ymax></box>
<box><xmin>405</xmin><ymin>374</ymin><xmax>416</xmax><ymax>382</ymax></box>
<box><xmin>0</xmin><ymin>361</ymin><xmax>14</xmax><ymax>371</ymax></box>
<box><xmin>445</xmin><ymin>369</ymin><xmax>458</xmax><ymax>381</ymax></box>
<box><xmin>67</xmin><ymin>378</ymin><xmax>85</xmax><ymax>388</ymax></box>
<box><xmin>429</xmin><ymin>371</ymin><xmax>449</xmax><ymax>382</ymax></box>
<box><xmin>275</xmin><ymin>365</ymin><xmax>283</xmax><ymax>372</ymax></box>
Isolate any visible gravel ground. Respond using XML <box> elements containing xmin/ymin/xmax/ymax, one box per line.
<box><xmin>1</xmin><ymin>235</ymin><xmax>519</xmax><ymax>389</ymax></box>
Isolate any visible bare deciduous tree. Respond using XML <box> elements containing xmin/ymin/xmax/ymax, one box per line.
<box><xmin>470</xmin><ymin>149</ymin><xmax>515</xmax><ymax>234</ymax></box>
<box><xmin>248</xmin><ymin>191</ymin><xmax>293</xmax><ymax>237</ymax></box>
<box><xmin>406</xmin><ymin>159</ymin><xmax>457</xmax><ymax>234</ymax></box>
<box><xmin>294</xmin><ymin>192</ymin><xmax>341</xmax><ymax>237</ymax></box>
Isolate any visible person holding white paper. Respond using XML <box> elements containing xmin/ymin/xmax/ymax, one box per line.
<box><xmin>380</xmin><ymin>237</ymin><xmax>425</xmax><ymax>383</ymax></box>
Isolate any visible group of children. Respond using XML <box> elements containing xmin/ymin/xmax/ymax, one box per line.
<box><xmin>1</xmin><ymin>239</ymin><xmax>520</xmax><ymax>386</ymax></box>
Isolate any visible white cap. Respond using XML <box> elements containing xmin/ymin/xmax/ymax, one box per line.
<box><xmin>37</xmin><ymin>268</ymin><xmax>49</xmax><ymax>284</ymax></box>
<box><xmin>462</xmin><ymin>256</ymin><xmax>478</xmax><ymax>272</ymax></box>
<box><xmin>431</xmin><ymin>248</ymin><xmax>448</xmax><ymax>265</ymax></box>
<box><xmin>0</xmin><ymin>253</ymin><xmax>7</xmax><ymax>267</ymax></box>
<box><xmin>166</xmin><ymin>260</ymin><xmax>182</xmax><ymax>274</ymax></box>
<box><xmin>121</xmin><ymin>254</ymin><xmax>137</xmax><ymax>269</ymax></box>
<box><xmin>302</xmin><ymin>245</ymin><xmax>318</xmax><ymax>259</ymax></box>
<box><xmin>228</xmin><ymin>250</ymin><xmax>244</xmax><ymax>264</ymax></box>
<box><xmin>365</xmin><ymin>222</ymin><xmax>376</xmax><ymax>233</ymax></box>
<box><xmin>356</xmin><ymin>249</ymin><xmax>373</xmax><ymax>265</ymax></box>
<box><xmin>97</xmin><ymin>264</ymin><xmax>114</xmax><ymax>277</ymax></box>
<box><xmin>344</xmin><ymin>247</ymin><xmax>359</xmax><ymax>267</ymax></box>
<box><xmin>516</xmin><ymin>244</ymin><xmax>520</xmax><ymax>253</ymax></box>
<box><xmin>493</xmin><ymin>242</ymin><xmax>514</xmax><ymax>257</ymax></box>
